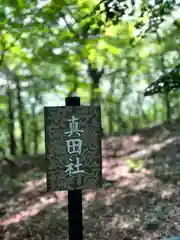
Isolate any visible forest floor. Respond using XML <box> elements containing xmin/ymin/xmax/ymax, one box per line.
<box><xmin>1</xmin><ymin>120</ymin><xmax>180</xmax><ymax>239</ymax></box>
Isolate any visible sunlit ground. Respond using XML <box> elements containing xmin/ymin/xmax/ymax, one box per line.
<box><xmin>1</xmin><ymin>122</ymin><xmax>180</xmax><ymax>239</ymax></box>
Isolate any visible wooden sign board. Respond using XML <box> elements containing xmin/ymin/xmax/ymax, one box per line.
<box><xmin>44</xmin><ymin>106</ymin><xmax>102</xmax><ymax>191</ymax></box>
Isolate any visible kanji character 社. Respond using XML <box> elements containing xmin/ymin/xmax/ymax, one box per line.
<box><xmin>65</xmin><ymin>157</ymin><xmax>85</xmax><ymax>176</ymax></box>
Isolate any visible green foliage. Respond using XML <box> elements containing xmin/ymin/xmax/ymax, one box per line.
<box><xmin>1</xmin><ymin>3</ymin><xmax>180</xmax><ymax>240</ymax></box>
<box><xmin>144</xmin><ymin>64</ymin><xmax>180</xmax><ymax>96</ymax></box>
<box><xmin>93</xmin><ymin>0</ymin><xmax>180</xmax><ymax>36</ymax></box>
<box><xmin>0</xmin><ymin>0</ymin><xmax>179</xmax><ymax>155</ymax></box>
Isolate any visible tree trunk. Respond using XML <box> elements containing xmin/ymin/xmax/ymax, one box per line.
<box><xmin>87</xmin><ymin>63</ymin><xmax>104</xmax><ymax>136</ymax></box>
<box><xmin>156</xmin><ymin>31</ymin><xmax>172</xmax><ymax>123</ymax></box>
<box><xmin>14</xmin><ymin>75</ymin><xmax>27</xmax><ymax>155</ymax></box>
<box><xmin>164</xmin><ymin>91</ymin><xmax>171</xmax><ymax>123</ymax></box>
<box><xmin>31</xmin><ymin>90</ymin><xmax>40</xmax><ymax>155</ymax></box>
<box><xmin>31</xmin><ymin>103</ymin><xmax>38</xmax><ymax>155</ymax></box>
<box><xmin>107</xmin><ymin>77</ymin><xmax>116</xmax><ymax>135</ymax></box>
<box><xmin>88</xmin><ymin>63</ymin><xmax>104</xmax><ymax>105</ymax></box>
<box><xmin>6</xmin><ymin>82</ymin><xmax>16</xmax><ymax>156</ymax></box>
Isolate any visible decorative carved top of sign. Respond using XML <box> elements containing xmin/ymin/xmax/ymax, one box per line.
<box><xmin>44</xmin><ymin>106</ymin><xmax>102</xmax><ymax>191</ymax></box>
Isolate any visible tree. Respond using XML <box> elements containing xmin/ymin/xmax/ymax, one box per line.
<box><xmin>144</xmin><ymin>64</ymin><xmax>180</xmax><ymax>96</ymax></box>
<box><xmin>6</xmin><ymin>78</ymin><xmax>16</xmax><ymax>156</ymax></box>
<box><xmin>94</xmin><ymin>0</ymin><xmax>180</xmax><ymax>34</ymax></box>
<box><xmin>0</xmin><ymin>0</ymin><xmax>179</xmax><ymax>156</ymax></box>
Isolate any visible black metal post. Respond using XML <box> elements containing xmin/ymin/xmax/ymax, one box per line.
<box><xmin>65</xmin><ymin>96</ymin><xmax>83</xmax><ymax>240</ymax></box>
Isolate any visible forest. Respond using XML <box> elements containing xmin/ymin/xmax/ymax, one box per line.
<box><xmin>0</xmin><ymin>0</ymin><xmax>180</xmax><ymax>239</ymax></box>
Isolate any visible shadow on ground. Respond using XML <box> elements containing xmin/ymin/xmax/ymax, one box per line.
<box><xmin>1</xmin><ymin>120</ymin><xmax>180</xmax><ymax>239</ymax></box>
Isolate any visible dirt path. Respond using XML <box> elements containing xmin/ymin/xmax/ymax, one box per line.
<box><xmin>1</xmin><ymin>129</ymin><xmax>180</xmax><ymax>239</ymax></box>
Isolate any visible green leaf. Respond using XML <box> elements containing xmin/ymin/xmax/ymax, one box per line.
<box><xmin>144</xmin><ymin>64</ymin><xmax>180</xmax><ymax>96</ymax></box>
<box><xmin>17</xmin><ymin>0</ymin><xmax>26</xmax><ymax>8</ymax></box>
<box><xmin>0</xmin><ymin>95</ymin><xmax>8</xmax><ymax>103</ymax></box>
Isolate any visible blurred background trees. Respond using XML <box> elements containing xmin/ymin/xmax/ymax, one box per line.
<box><xmin>0</xmin><ymin>0</ymin><xmax>179</xmax><ymax>157</ymax></box>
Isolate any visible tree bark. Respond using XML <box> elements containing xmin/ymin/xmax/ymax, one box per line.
<box><xmin>164</xmin><ymin>91</ymin><xmax>171</xmax><ymax>123</ymax></box>
<box><xmin>14</xmin><ymin>75</ymin><xmax>27</xmax><ymax>155</ymax></box>
<box><xmin>156</xmin><ymin>31</ymin><xmax>172</xmax><ymax>123</ymax></box>
<box><xmin>6</xmin><ymin>82</ymin><xmax>16</xmax><ymax>156</ymax></box>
<box><xmin>31</xmin><ymin>90</ymin><xmax>40</xmax><ymax>155</ymax></box>
<box><xmin>88</xmin><ymin>63</ymin><xmax>104</xmax><ymax>105</ymax></box>
<box><xmin>87</xmin><ymin>63</ymin><xmax>104</xmax><ymax>136</ymax></box>
<box><xmin>107</xmin><ymin>77</ymin><xmax>116</xmax><ymax>135</ymax></box>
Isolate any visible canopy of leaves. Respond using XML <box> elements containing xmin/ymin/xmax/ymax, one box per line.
<box><xmin>144</xmin><ymin>64</ymin><xmax>180</xmax><ymax>96</ymax></box>
<box><xmin>0</xmin><ymin>1</ymin><xmax>180</xmax><ymax>240</ymax></box>
<box><xmin>93</xmin><ymin>0</ymin><xmax>180</xmax><ymax>36</ymax></box>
